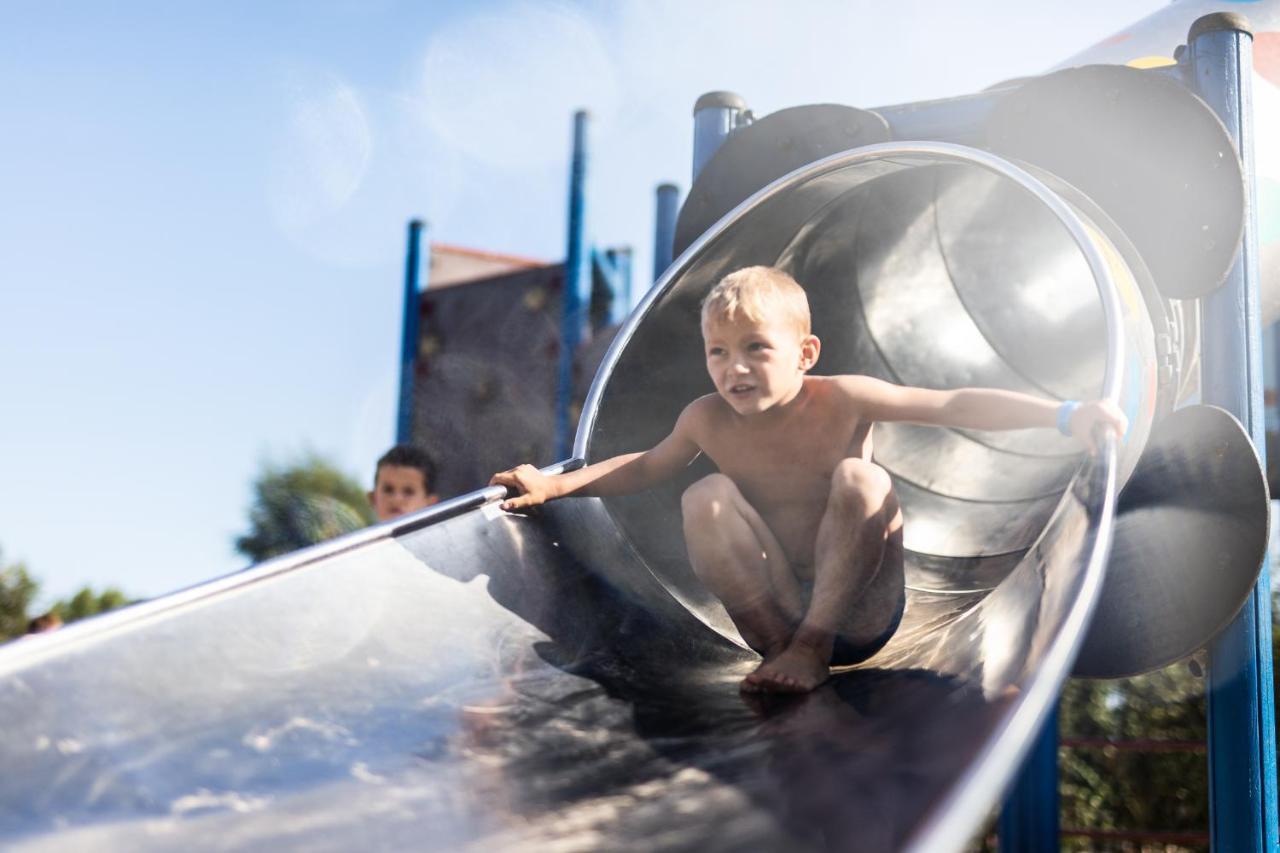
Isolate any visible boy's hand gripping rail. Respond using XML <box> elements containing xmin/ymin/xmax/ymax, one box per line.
<box><xmin>390</xmin><ymin>459</ymin><xmax>585</xmax><ymax>535</ymax></box>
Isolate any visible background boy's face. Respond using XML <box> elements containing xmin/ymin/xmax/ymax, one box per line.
<box><xmin>702</xmin><ymin>315</ymin><xmax>819</xmax><ymax>415</ymax></box>
<box><xmin>369</xmin><ymin>464</ymin><xmax>437</xmax><ymax>521</ymax></box>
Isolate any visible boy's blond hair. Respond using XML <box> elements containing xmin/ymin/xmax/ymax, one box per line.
<box><xmin>701</xmin><ymin>266</ymin><xmax>811</xmax><ymax>336</ymax></box>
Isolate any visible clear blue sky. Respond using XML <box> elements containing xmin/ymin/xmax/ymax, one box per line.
<box><xmin>0</xmin><ymin>0</ymin><xmax>1167</xmax><ymax>607</ymax></box>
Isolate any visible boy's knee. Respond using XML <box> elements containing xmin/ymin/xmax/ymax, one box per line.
<box><xmin>681</xmin><ymin>473</ymin><xmax>736</xmax><ymax>521</ymax></box>
<box><xmin>830</xmin><ymin>459</ymin><xmax>893</xmax><ymax>507</ymax></box>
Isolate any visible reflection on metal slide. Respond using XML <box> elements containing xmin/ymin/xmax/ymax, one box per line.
<box><xmin>0</xmin><ymin>447</ymin><xmax>1118</xmax><ymax>853</ymax></box>
<box><xmin>3</xmin><ymin>5</ymin><xmax>1279</xmax><ymax>850</ymax></box>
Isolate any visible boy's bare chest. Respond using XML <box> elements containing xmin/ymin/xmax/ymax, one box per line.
<box><xmin>701</xmin><ymin>412</ymin><xmax>868</xmax><ymax>499</ymax></box>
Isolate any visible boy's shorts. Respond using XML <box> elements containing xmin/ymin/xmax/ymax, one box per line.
<box><xmin>829</xmin><ymin>591</ymin><xmax>906</xmax><ymax>666</ymax></box>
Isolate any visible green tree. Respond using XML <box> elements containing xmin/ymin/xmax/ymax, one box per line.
<box><xmin>235</xmin><ymin>452</ymin><xmax>375</xmax><ymax>563</ymax></box>
<box><xmin>0</xmin><ymin>549</ymin><xmax>39</xmax><ymax>641</ymax></box>
<box><xmin>50</xmin><ymin>586</ymin><xmax>130</xmax><ymax>623</ymax></box>
<box><xmin>0</xmin><ymin>549</ymin><xmax>130</xmax><ymax>640</ymax></box>
<box><xmin>1058</xmin><ymin>663</ymin><xmax>1208</xmax><ymax>851</ymax></box>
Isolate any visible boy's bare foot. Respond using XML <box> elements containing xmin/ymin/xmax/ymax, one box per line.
<box><xmin>741</xmin><ymin>641</ymin><xmax>830</xmax><ymax>693</ymax></box>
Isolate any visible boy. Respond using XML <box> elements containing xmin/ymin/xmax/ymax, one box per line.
<box><xmin>25</xmin><ymin>612</ymin><xmax>62</xmax><ymax>635</ymax></box>
<box><xmin>491</xmin><ymin>266</ymin><xmax>1125</xmax><ymax>694</ymax></box>
<box><xmin>369</xmin><ymin>444</ymin><xmax>441</xmax><ymax>522</ymax></box>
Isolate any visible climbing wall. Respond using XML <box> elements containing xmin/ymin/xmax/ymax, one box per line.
<box><xmin>411</xmin><ymin>263</ymin><xmax>616</xmax><ymax>497</ymax></box>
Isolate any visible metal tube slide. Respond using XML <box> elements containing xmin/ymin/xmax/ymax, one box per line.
<box><xmin>0</xmin><ymin>143</ymin><xmax>1138</xmax><ymax>851</ymax></box>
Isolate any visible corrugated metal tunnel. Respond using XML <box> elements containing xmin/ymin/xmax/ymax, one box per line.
<box><xmin>576</xmin><ymin>147</ymin><xmax>1160</xmax><ymax>648</ymax></box>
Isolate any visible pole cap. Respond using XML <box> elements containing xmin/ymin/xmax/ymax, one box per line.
<box><xmin>693</xmin><ymin>91</ymin><xmax>748</xmax><ymax>115</ymax></box>
<box><xmin>1188</xmin><ymin>12</ymin><xmax>1252</xmax><ymax>43</ymax></box>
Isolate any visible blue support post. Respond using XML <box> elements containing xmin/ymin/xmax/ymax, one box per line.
<box><xmin>999</xmin><ymin>706</ymin><xmax>1060</xmax><ymax>852</ymax></box>
<box><xmin>692</xmin><ymin>91</ymin><xmax>749</xmax><ymax>182</ymax></box>
<box><xmin>588</xmin><ymin>246</ymin><xmax>631</xmax><ymax>330</ymax></box>
<box><xmin>396</xmin><ymin>219</ymin><xmax>426</xmax><ymax>445</ymax></box>
<box><xmin>556</xmin><ymin>110</ymin><xmax>590</xmax><ymax>460</ymax></box>
<box><xmin>604</xmin><ymin>247</ymin><xmax>632</xmax><ymax>323</ymax></box>
<box><xmin>653</xmin><ymin>182</ymin><xmax>679</xmax><ymax>283</ymax></box>
<box><xmin>1190</xmin><ymin>14</ymin><xmax>1280</xmax><ymax>852</ymax></box>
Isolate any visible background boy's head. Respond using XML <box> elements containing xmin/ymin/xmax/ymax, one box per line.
<box><xmin>700</xmin><ymin>266</ymin><xmax>811</xmax><ymax>339</ymax></box>
<box><xmin>369</xmin><ymin>444</ymin><xmax>440</xmax><ymax>522</ymax></box>
<box><xmin>26</xmin><ymin>612</ymin><xmax>62</xmax><ymax>634</ymax></box>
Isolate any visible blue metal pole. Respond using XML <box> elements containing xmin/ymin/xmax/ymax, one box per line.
<box><xmin>998</xmin><ymin>705</ymin><xmax>1060</xmax><ymax>852</ymax></box>
<box><xmin>396</xmin><ymin>219</ymin><xmax>425</xmax><ymax>445</ymax></box>
<box><xmin>588</xmin><ymin>246</ymin><xmax>630</xmax><ymax>330</ymax></box>
<box><xmin>556</xmin><ymin>110</ymin><xmax>590</xmax><ymax>460</ymax></box>
<box><xmin>692</xmin><ymin>91</ymin><xmax>749</xmax><ymax>182</ymax></box>
<box><xmin>605</xmin><ymin>247</ymin><xmax>632</xmax><ymax>323</ymax></box>
<box><xmin>1190</xmin><ymin>13</ymin><xmax>1279</xmax><ymax>852</ymax></box>
<box><xmin>653</xmin><ymin>182</ymin><xmax>679</xmax><ymax>283</ymax></box>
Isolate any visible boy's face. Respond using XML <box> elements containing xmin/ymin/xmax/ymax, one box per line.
<box><xmin>702</xmin><ymin>315</ymin><xmax>819</xmax><ymax>415</ymax></box>
<box><xmin>369</xmin><ymin>464</ymin><xmax>437</xmax><ymax>522</ymax></box>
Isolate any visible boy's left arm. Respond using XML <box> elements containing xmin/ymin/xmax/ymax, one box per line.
<box><xmin>842</xmin><ymin>376</ymin><xmax>1127</xmax><ymax>452</ymax></box>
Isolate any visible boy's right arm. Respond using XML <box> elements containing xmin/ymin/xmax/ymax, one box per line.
<box><xmin>490</xmin><ymin>404</ymin><xmax>704</xmax><ymax>511</ymax></box>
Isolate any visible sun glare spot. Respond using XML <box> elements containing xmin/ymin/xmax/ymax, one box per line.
<box><xmin>267</xmin><ymin>70</ymin><xmax>374</xmax><ymax>258</ymax></box>
<box><xmin>417</xmin><ymin>2</ymin><xmax>619</xmax><ymax>169</ymax></box>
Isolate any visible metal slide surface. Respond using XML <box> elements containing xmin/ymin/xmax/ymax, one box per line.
<box><xmin>0</xmin><ymin>447</ymin><xmax>1115</xmax><ymax>852</ymax></box>
<box><xmin>0</xmin><ymin>143</ymin><xmax>1136</xmax><ymax>852</ymax></box>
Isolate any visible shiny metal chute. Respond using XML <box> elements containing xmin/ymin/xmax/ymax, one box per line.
<box><xmin>579</xmin><ymin>144</ymin><xmax>1155</xmax><ymax>612</ymax></box>
<box><xmin>654</xmin><ymin>63</ymin><xmax>1268</xmax><ymax>657</ymax></box>
<box><xmin>567</xmin><ymin>141</ymin><xmax>1145</xmax><ymax>848</ymax></box>
<box><xmin>0</xmin><ymin>449</ymin><xmax>1119</xmax><ymax>853</ymax></box>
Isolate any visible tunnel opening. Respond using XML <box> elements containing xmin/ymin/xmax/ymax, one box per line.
<box><xmin>578</xmin><ymin>146</ymin><xmax>1162</xmax><ymax>644</ymax></box>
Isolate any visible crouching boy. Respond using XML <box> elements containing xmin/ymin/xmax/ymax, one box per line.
<box><xmin>491</xmin><ymin>266</ymin><xmax>1125</xmax><ymax>693</ymax></box>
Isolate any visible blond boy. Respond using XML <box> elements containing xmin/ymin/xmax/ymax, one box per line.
<box><xmin>492</xmin><ymin>266</ymin><xmax>1126</xmax><ymax>693</ymax></box>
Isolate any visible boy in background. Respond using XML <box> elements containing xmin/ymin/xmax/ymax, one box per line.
<box><xmin>492</xmin><ymin>267</ymin><xmax>1125</xmax><ymax>693</ymax></box>
<box><xmin>369</xmin><ymin>445</ymin><xmax>440</xmax><ymax>522</ymax></box>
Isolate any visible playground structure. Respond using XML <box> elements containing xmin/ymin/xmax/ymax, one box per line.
<box><xmin>395</xmin><ymin>238</ymin><xmax>635</xmax><ymax>498</ymax></box>
<box><xmin>2</xmin><ymin>2</ymin><xmax>1280</xmax><ymax>851</ymax></box>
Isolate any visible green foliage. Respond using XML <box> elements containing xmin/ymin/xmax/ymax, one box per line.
<box><xmin>1046</xmin><ymin>579</ymin><xmax>1280</xmax><ymax>850</ymax></box>
<box><xmin>961</xmin><ymin>576</ymin><xmax>1280</xmax><ymax>851</ymax></box>
<box><xmin>1059</xmin><ymin>663</ymin><xmax>1208</xmax><ymax>851</ymax></box>
<box><xmin>50</xmin><ymin>586</ymin><xmax>130</xmax><ymax>623</ymax></box>
<box><xmin>235</xmin><ymin>452</ymin><xmax>375</xmax><ymax>563</ymax></box>
<box><xmin>0</xmin><ymin>550</ymin><xmax>130</xmax><ymax>639</ymax></box>
<box><xmin>0</xmin><ymin>550</ymin><xmax>39</xmax><ymax>641</ymax></box>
